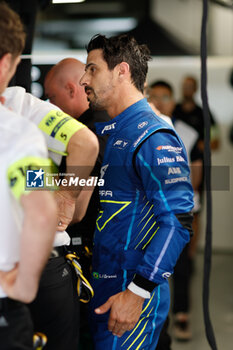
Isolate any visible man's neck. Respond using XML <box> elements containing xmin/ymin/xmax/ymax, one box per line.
<box><xmin>107</xmin><ymin>87</ymin><xmax>144</xmax><ymax>119</ymax></box>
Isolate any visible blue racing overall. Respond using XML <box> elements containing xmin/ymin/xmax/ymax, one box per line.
<box><xmin>90</xmin><ymin>99</ymin><xmax>194</xmax><ymax>350</ymax></box>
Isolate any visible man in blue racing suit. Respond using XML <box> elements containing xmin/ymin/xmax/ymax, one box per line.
<box><xmin>80</xmin><ymin>34</ymin><xmax>194</xmax><ymax>350</ymax></box>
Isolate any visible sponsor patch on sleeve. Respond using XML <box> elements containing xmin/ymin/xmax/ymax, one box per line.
<box><xmin>38</xmin><ymin>110</ymin><xmax>86</xmax><ymax>149</ymax></box>
<box><xmin>156</xmin><ymin>145</ymin><xmax>182</xmax><ymax>153</ymax></box>
<box><xmin>164</xmin><ymin>176</ymin><xmax>188</xmax><ymax>185</ymax></box>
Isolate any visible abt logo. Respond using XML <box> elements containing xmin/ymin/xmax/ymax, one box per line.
<box><xmin>101</xmin><ymin>122</ymin><xmax>116</xmax><ymax>134</ymax></box>
<box><xmin>26</xmin><ymin>169</ymin><xmax>45</xmax><ymax>188</ymax></box>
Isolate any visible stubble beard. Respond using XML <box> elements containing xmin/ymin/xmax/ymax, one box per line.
<box><xmin>88</xmin><ymin>92</ymin><xmax>105</xmax><ymax>111</ymax></box>
<box><xmin>89</xmin><ymin>100</ymin><xmax>105</xmax><ymax>111</ymax></box>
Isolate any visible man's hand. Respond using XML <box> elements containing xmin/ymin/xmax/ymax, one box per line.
<box><xmin>0</xmin><ymin>265</ymin><xmax>18</xmax><ymax>297</ymax></box>
<box><xmin>0</xmin><ymin>264</ymin><xmax>37</xmax><ymax>303</ymax></box>
<box><xmin>95</xmin><ymin>289</ymin><xmax>144</xmax><ymax>337</ymax></box>
<box><xmin>55</xmin><ymin>191</ymin><xmax>76</xmax><ymax>231</ymax></box>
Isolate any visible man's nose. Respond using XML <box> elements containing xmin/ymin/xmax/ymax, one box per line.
<box><xmin>79</xmin><ymin>72</ymin><xmax>87</xmax><ymax>86</ymax></box>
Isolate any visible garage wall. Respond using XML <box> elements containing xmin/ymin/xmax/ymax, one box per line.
<box><xmin>151</xmin><ymin>0</ymin><xmax>233</xmax><ymax>56</ymax></box>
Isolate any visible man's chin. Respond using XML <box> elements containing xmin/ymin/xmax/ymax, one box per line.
<box><xmin>89</xmin><ymin>101</ymin><xmax>104</xmax><ymax>111</ymax></box>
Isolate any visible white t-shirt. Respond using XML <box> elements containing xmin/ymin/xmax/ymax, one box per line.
<box><xmin>159</xmin><ymin>113</ymin><xmax>198</xmax><ymax>164</ymax></box>
<box><xmin>174</xmin><ymin>119</ymin><xmax>198</xmax><ymax>164</ymax></box>
<box><xmin>159</xmin><ymin>114</ymin><xmax>174</xmax><ymax>127</ymax></box>
<box><xmin>0</xmin><ymin>104</ymin><xmax>49</xmax><ymax>297</ymax></box>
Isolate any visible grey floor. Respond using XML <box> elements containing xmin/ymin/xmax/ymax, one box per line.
<box><xmin>170</xmin><ymin>252</ymin><xmax>233</xmax><ymax>350</ymax></box>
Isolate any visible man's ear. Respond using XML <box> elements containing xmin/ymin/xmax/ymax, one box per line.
<box><xmin>118</xmin><ymin>62</ymin><xmax>130</xmax><ymax>79</ymax></box>
<box><xmin>0</xmin><ymin>53</ymin><xmax>11</xmax><ymax>79</ymax></box>
<box><xmin>65</xmin><ymin>82</ymin><xmax>76</xmax><ymax>98</ymax></box>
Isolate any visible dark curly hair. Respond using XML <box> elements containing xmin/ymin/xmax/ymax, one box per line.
<box><xmin>87</xmin><ymin>34</ymin><xmax>151</xmax><ymax>93</ymax></box>
<box><xmin>0</xmin><ymin>2</ymin><xmax>25</xmax><ymax>59</ymax></box>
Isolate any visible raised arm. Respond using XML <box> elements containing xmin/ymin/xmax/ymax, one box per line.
<box><xmin>55</xmin><ymin>125</ymin><xmax>99</xmax><ymax>230</ymax></box>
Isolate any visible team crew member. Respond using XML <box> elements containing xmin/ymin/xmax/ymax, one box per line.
<box><xmin>4</xmin><ymin>86</ymin><xmax>99</xmax><ymax>350</ymax></box>
<box><xmin>80</xmin><ymin>34</ymin><xmax>194</xmax><ymax>349</ymax></box>
<box><xmin>0</xmin><ymin>3</ymin><xmax>57</xmax><ymax>349</ymax></box>
<box><xmin>4</xmin><ymin>85</ymin><xmax>99</xmax><ymax>232</ymax></box>
<box><xmin>44</xmin><ymin>58</ymin><xmax>109</xmax><ymax>253</ymax></box>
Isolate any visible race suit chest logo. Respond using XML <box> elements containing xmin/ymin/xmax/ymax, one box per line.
<box><xmin>26</xmin><ymin>169</ymin><xmax>44</xmax><ymax>188</ymax></box>
<box><xmin>100</xmin><ymin>164</ymin><xmax>109</xmax><ymax>179</ymax></box>
<box><xmin>133</xmin><ymin>129</ymin><xmax>149</xmax><ymax>148</ymax></box>
<box><xmin>99</xmin><ymin>190</ymin><xmax>113</xmax><ymax>197</ymax></box>
<box><xmin>156</xmin><ymin>145</ymin><xmax>182</xmax><ymax>154</ymax></box>
<box><xmin>113</xmin><ymin>139</ymin><xmax>129</xmax><ymax>149</ymax></box>
<box><xmin>137</xmin><ymin>121</ymin><xmax>148</xmax><ymax>129</ymax></box>
<box><xmin>101</xmin><ymin>122</ymin><xmax>116</xmax><ymax>134</ymax></box>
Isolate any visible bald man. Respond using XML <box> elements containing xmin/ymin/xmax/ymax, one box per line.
<box><xmin>44</xmin><ymin>56</ymin><xmax>109</xmax><ymax>249</ymax></box>
<box><xmin>44</xmin><ymin>58</ymin><xmax>109</xmax><ymax>168</ymax></box>
<box><xmin>44</xmin><ymin>58</ymin><xmax>88</xmax><ymax>118</ymax></box>
<box><xmin>44</xmin><ymin>58</ymin><xmax>110</xmax><ymax>348</ymax></box>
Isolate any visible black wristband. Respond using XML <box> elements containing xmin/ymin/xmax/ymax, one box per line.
<box><xmin>132</xmin><ymin>274</ymin><xmax>158</xmax><ymax>293</ymax></box>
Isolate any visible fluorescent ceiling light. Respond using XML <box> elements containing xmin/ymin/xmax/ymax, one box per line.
<box><xmin>52</xmin><ymin>0</ymin><xmax>86</xmax><ymax>4</ymax></box>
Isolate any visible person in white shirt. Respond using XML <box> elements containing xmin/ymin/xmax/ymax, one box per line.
<box><xmin>0</xmin><ymin>3</ymin><xmax>57</xmax><ymax>349</ymax></box>
<box><xmin>3</xmin><ymin>85</ymin><xmax>100</xmax><ymax>349</ymax></box>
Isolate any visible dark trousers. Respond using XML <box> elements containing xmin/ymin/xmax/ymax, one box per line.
<box><xmin>29</xmin><ymin>256</ymin><xmax>80</xmax><ymax>350</ymax></box>
<box><xmin>0</xmin><ymin>298</ymin><xmax>33</xmax><ymax>350</ymax></box>
<box><xmin>172</xmin><ymin>244</ymin><xmax>193</xmax><ymax>314</ymax></box>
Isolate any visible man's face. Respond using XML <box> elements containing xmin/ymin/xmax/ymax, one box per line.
<box><xmin>44</xmin><ymin>76</ymin><xmax>72</xmax><ymax>114</ymax></box>
<box><xmin>80</xmin><ymin>49</ymin><xmax>116</xmax><ymax>111</ymax></box>
<box><xmin>148</xmin><ymin>86</ymin><xmax>175</xmax><ymax>117</ymax></box>
<box><xmin>0</xmin><ymin>54</ymin><xmax>20</xmax><ymax>95</ymax></box>
<box><xmin>182</xmin><ymin>78</ymin><xmax>196</xmax><ymax>99</ymax></box>
<box><xmin>7</xmin><ymin>55</ymin><xmax>21</xmax><ymax>83</ymax></box>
